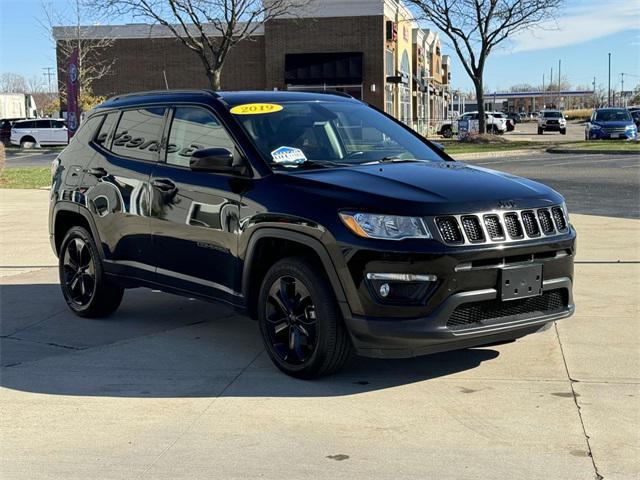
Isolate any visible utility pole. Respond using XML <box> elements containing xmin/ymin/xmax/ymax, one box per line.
<box><xmin>558</xmin><ymin>59</ymin><xmax>562</xmax><ymax>109</ymax></box>
<box><xmin>42</xmin><ymin>67</ymin><xmax>55</xmax><ymax>93</ymax></box>
<box><xmin>542</xmin><ymin>73</ymin><xmax>545</xmax><ymax>109</ymax></box>
<box><xmin>620</xmin><ymin>73</ymin><xmax>625</xmax><ymax>107</ymax></box>
<box><xmin>608</xmin><ymin>53</ymin><xmax>611</xmax><ymax>107</ymax></box>
<box><xmin>593</xmin><ymin>76</ymin><xmax>596</xmax><ymax>107</ymax></box>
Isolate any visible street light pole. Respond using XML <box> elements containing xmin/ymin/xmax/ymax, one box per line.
<box><xmin>608</xmin><ymin>53</ymin><xmax>611</xmax><ymax>107</ymax></box>
<box><xmin>558</xmin><ymin>59</ymin><xmax>561</xmax><ymax>108</ymax></box>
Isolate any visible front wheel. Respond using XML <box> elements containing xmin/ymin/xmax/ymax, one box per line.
<box><xmin>441</xmin><ymin>126</ymin><xmax>453</xmax><ymax>138</ymax></box>
<box><xmin>560</xmin><ymin>128</ymin><xmax>566</xmax><ymax>135</ymax></box>
<box><xmin>59</xmin><ymin>226</ymin><xmax>124</xmax><ymax>318</ymax></box>
<box><xmin>258</xmin><ymin>257</ymin><xmax>352</xmax><ymax>379</ymax></box>
<box><xmin>538</xmin><ymin>128</ymin><xmax>543</xmax><ymax>135</ymax></box>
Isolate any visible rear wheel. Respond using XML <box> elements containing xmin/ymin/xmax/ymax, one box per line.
<box><xmin>441</xmin><ymin>126</ymin><xmax>453</xmax><ymax>138</ymax></box>
<box><xmin>258</xmin><ymin>257</ymin><xmax>352</xmax><ymax>379</ymax></box>
<box><xmin>538</xmin><ymin>127</ymin><xmax>543</xmax><ymax>135</ymax></box>
<box><xmin>20</xmin><ymin>136</ymin><xmax>36</xmax><ymax>149</ymax></box>
<box><xmin>59</xmin><ymin>226</ymin><xmax>123</xmax><ymax>318</ymax></box>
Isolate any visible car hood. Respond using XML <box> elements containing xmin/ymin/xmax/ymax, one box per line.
<box><xmin>285</xmin><ymin>161</ymin><xmax>562</xmax><ymax>214</ymax></box>
<box><xmin>592</xmin><ymin>120</ymin><xmax>634</xmax><ymax>128</ymax></box>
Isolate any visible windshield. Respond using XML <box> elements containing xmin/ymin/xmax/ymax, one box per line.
<box><xmin>543</xmin><ymin>111</ymin><xmax>562</xmax><ymax>118</ymax></box>
<box><xmin>231</xmin><ymin>101</ymin><xmax>443</xmax><ymax>169</ymax></box>
<box><xmin>595</xmin><ymin>109</ymin><xmax>632</xmax><ymax>122</ymax></box>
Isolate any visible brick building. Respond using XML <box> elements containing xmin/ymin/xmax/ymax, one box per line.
<box><xmin>53</xmin><ymin>0</ymin><xmax>451</xmax><ymax>132</ymax></box>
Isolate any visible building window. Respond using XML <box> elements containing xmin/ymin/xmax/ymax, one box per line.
<box><xmin>385</xmin><ymin>84</ymin><xmax>395</xmax><ymax>115</ymax></box>
<box><xmin>385</xmin><ymin>49</ymin><xmax>394</xmax><ymax>77</ymax></box>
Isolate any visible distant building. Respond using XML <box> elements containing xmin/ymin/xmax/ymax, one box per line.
<box><xmin>52</xmin><ymin>0</ymin><xmax>451</xmax><ymax>133</ymax></box>
<box><xmin>452</xmin><ymin>90</ymin><xmax>596</xmax><ymax>114</ymax></box>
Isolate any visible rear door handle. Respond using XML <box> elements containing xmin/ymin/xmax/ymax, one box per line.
<box><xmin>87</xmin><ymin>167</ymin><xmax>107</xmax><ymax>178</ymax></box>
<box><xmin>152</xmin><ymin>178</ymin><xmax>176</xmax><ymax>191</ymax></box>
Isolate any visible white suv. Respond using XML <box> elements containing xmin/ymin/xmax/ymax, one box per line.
<box><xmin>458</xmin><ymin>111</ymin><xmax>508</xmax><ymax>134</ymax></box>
<box><xmin>538</xmin><ymin>110</ymin><xmax>567</xmax><ymax>135</ymax></box>
<box><xmin>10</xmin><ymin>119</ymin><xmax>69</xmax><ymax>148</ymax></box>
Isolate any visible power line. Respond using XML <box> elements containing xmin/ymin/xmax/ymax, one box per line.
<box><xmin>42</xmin><ymin>67</ymin><xmax>55</xmax><ymax>93</ymax></box>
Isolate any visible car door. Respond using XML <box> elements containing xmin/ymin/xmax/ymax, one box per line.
<box><xmin>82</xmin><ymin>107</ymin><xmax>166</xmax><ymax>282</ymax></box>
<box><xmin>34</xmin><ymin>119</ymin><xmax>52</xmax><ymax>144</ymax></box>
<box><xmin>149</xmin><ymin>105</ymin><xmax>244</xmax><ymax>303</ymax></box>
<box><xmin>50</xmin><ymin>119</ymin><xmax>68</xmax><ymax>144</ymax></box>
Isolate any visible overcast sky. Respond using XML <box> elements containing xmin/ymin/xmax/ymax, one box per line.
<box><xmin>1</xmin><ymin>0</ymin><xmax>638</xmax><ymax>94</ymax></box>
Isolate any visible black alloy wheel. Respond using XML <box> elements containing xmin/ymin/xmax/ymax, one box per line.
<box><xmin>61</xmin><ymin>237</ymin><xmax>96</xmax><ymax>307</ymax></box>
<box><xmin>264</xmin><ymin>275</ymin><xmax>318</xmax><ymax>365</ymax></box>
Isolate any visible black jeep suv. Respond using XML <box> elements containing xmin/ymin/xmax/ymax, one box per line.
<box><xmin>49</xmin><ymin>90</ymin><xmax>575</xmax><ymax>378</ymax></box>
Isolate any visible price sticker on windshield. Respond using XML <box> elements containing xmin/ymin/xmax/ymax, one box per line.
<box><xmin>230</xmin><ymin>103</ymin><xmax>283</xmax><ymax>115</ymax></box>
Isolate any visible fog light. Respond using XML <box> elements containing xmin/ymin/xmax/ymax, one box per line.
<box><xmin>379</xmin><ymin>283</ymin><xmax>390</xmax><ymax>297</ymax></box>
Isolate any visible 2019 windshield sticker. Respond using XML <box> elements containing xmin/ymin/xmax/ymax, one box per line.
<box><xmin>230</xmin><ymin>103</ymin><xmax>283</xmax><ymax>115</ymax></box>
<box><xmin>271</xmin><ymin>146</ymin><xmax>307</xmax><ymax>165</ymax></box>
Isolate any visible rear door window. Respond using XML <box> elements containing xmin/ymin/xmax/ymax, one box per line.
<box><xmin>112</xmin><ymin>107</ymin><xmax>166</xmax><ymax>161</ymax></box>
<box><xmin>35</xmin><ymin>120</ymin><xmax>52</xmax><ymax>129</ymax></box>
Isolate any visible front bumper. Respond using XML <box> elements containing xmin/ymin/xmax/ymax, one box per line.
<box><xmin>588</xmin><ymin>129</ymin><xmax>637</xmax><ymax>140</ymax></box>
<box><xmin>344</xmin><ymin>277</ymin><xmax>574</xmax><ymax>358</ymax></box>
<box><xmin>541</xmin><ymin>123</ymin><xmax>566</xmax><ymax>131</ymax></box>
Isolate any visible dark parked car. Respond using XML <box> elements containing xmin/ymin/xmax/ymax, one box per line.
<box><xmin>630</xmin><ymin>110</ymin><xmax>640</xmax><ymax>129</ymax></box>
<box><xmin>49</xmin><ymin>90</ymin><xmax>576</xmax><ymax>378</ymax></box>
<box><xmin>1</xmin><ymin>118</ymin><xmax>24</xmax><ymax>145</ymax></box>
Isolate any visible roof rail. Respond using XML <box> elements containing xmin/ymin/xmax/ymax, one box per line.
<box><xmin>105</xmin><ymin>89</ymin><xmax>219</xmax><ymax>103</ymax></box>
<box><xmin>288</xmin><ymin>89</ymin><xmax>354</xmax><ymax>99</ymax></box>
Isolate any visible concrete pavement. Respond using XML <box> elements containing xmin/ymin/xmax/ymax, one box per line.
<box><xmin>0</xmin><ymin>189</ymin><xmax>638</xmax><ymax>480</ymax></box>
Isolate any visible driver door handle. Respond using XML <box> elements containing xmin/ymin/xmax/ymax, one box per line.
<box><xmin>152</xmin><ymin>178</ymin><xmax>176</xmax><ymax>191</ymax></box>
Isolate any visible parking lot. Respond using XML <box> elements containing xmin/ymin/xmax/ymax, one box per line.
<box><xmin>1</xmin><ymin>152</ymin><xmax>638</xmax><ymax>479</ymax></box>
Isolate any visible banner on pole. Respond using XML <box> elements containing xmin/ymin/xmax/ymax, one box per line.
<box><xmin>67</xmin><ymin>48</ymin><xmax>80</xmax><ymax>140</ymax></box>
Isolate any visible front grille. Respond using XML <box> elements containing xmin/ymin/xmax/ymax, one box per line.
<box><xmin>461</xmin><ymin>216</ymin><xmax>484</xmax><ymax>242</ymax></box>
<box><xmin>546</xmin><ymin>120</ymin><xmax>559</xmax><ymax>125</ymax></box>
<box><xmin>436</xmin><ymin>217</ymin><xmax>463</xmax><ymax>244</ymax></box>
<box><xmin>484</xmin><ymin>215</ymin><xmax>505</xmax><ymax>240</ymax></box>
<box><xmin>603</xmin><ymin>127</ymin><xmax>626</xmax><ymax>134</ymax></box>
<box><xmin>551</xmin><ymin>207</ymin><xmax>568</xmax><ymax>231</ymax></box>
<box><xmin>521</xmin><ymin>210</ymin><xmax>540</xmax><ymax>237</ymax></box>
<box><xmin>432</xmin><ymin>204</ymin><xmax>568</xmax><ymax>245</ymax></box>
<box><xmin>447</xmin><ymin>289</ymin><xmax>569</xmax><ymax>330</ymax></box>
<box><xmin>537</xmin><ymin>209</ymin><xmax>554</xmax><ymax>234</ymax></box>
<box><xmin>504</xmin><ymin>213</ymin><xmax>524</xmax><ymax>239</ymax></box>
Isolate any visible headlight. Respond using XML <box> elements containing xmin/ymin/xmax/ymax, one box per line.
<box><xmin>339</xmin><ymin>213</ymin><xmax>431</xmax><ymax>240</ymax></box>
<box><xmin>590</xmin><ymin>124</ymin><xmax>602</xmax><ymax>130</ymax></box>
<box><xmin>626</xmin><ymin>125</ymin><xmax>636</xmax><ymax>130</ymax></box>
<box><xmin>561</xmin><ymin>201</ymin><xmax>570</xmax><ymax>224</ymax></box>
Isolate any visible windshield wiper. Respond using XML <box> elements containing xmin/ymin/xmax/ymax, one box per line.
<box><xmin>360</xmin><ymin>157</ymin><xmax>432</xmax><ymax>165</ymax></box>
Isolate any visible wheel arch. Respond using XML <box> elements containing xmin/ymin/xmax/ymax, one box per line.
<box><xmin>52</xmin><ymin>203</ymin><xmax>104</xmax><ymax>259</ymax></box>
<box><xmin>241</xmin><ymin>228</ymin><xmax>349</xmax><ymax>321</ymax></box>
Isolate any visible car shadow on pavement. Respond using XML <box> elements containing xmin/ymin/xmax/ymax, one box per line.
<box><xmin>0</xmin><ymin>282</ymin><xmax>500</xmax><ymax>398</ymax></box>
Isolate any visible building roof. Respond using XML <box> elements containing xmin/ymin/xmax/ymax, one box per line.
<box><xmin>53</xmin><ymin>23</ymin><xmax>263</xmax><ymax>40</ymax></box>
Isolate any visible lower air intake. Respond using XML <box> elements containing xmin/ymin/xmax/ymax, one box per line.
<box><xmin>447</xmin><ymin>289</ymin><xmax>569</xmax><ymax>330</ymax></box>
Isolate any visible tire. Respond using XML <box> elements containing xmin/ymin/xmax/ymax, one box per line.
<box><xmin>560</xmin><ymin>128</ymin><xmax>566</xmax><ymax>135</ymax></box>
<box><xmin>59</xmin><ymin>226</ymin><xmax>123</xmax><ymax>318</ymax></box>
<box><xmin>538</xmin><ymin>128</ymin><xmax>543</xmax><ymax>135</ymax></box>
<box><xmin>20</xmin><ymin>136</ymin><xmax>36</xmax><ymax>149</ymax></box>
<box><xmin>441</xmin><ymin>126</ymin><xmax>453</xmax><ymax>138</ymax></box>
<box><xmin>257</xmin><ymin>257</ymin><xmax>352</xmax><ymax>379</ymax></box>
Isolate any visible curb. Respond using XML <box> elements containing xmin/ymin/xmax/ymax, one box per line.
<box><xmin>546</xmin><ymin>147</ymin><xmax>640</xmax><ymax>156</ymax></box>
<box><xmin>452</xmin><ymin>149</ymin><xmax>542</xmax><ymax>160</ymax></box>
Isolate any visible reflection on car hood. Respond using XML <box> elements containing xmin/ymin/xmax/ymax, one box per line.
<box><xmin>286</xmin><ymin>161</ymin><xmax>562</xmax><ymax>212</ymax></box>
<box><xmin>592</xmin><ymin>121</ymin><xmax>634</xmax><ymax>128</ymax></box>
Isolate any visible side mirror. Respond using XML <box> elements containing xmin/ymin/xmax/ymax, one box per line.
<box><xmin>189</xmin><ymin>147</ymin><xmax>245</xmax><ymax>174</ymax></box>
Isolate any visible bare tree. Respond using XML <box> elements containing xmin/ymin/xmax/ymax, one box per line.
<box><xmin>97</xmin><ymin>0</ymin><xmax>308</xmax><ymax>90</ymax></box>
<box><xmin>41</xmin><ymin>0</ymin><xmax>115</xmax><ymax>109</ymax></box>
<box><xmin>406</xmin><ymin>0</ymin><xmax>563</xmax><ymax>133</ymax></box>
<box><xmin>0</xmin><ymin>73</ymin><xmax>28</xmax><ymax>93</ymax></box>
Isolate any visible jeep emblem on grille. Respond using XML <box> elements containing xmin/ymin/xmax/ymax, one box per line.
<box><xmin>497</xmin><ymin>200</ymin><xmax>517</xmax><ymax>209</ymax></box>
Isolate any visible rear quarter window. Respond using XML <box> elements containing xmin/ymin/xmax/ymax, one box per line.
<box><xmin>111</xmin><ymin>108</ymin><xmax>166</xmax><ymax>161</ymax></box>
<box><xmin>95</xmin><ymin>112</ymin><xmax>120</xmax><ymax>148</ymax></box>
